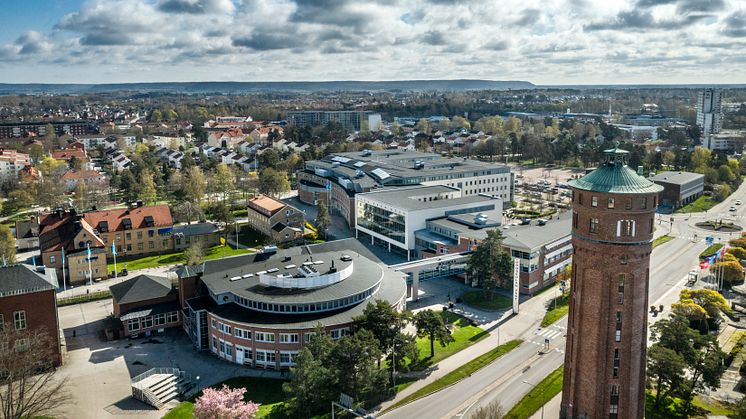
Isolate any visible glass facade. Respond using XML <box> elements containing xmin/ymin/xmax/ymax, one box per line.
<box><xmin>356</xmin><ymin>202</ymin><xmax>406</xmax><ymax>244</ymax></box>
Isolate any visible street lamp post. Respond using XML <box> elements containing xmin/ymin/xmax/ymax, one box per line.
<box><xmin>523</xmin><ymin>380</ymin><xmax>545</xmax><ymax>419</ymax></box>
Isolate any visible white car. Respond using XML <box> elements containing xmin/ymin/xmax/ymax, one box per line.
<box><xmin>730</xmin><ymin>206</ymin><xmax>737</xmax><ymax>212</ymax></box>
<box><xmin>736</xmin><ymin>200</ymin><xmax>742</xmax><ymax>205</ymax></box>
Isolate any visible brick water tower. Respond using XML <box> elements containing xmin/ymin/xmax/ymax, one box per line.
<box><xmin>561</xmin><ymin>148</ymin><xmax>662</xmax><ymax>419</ymax></box>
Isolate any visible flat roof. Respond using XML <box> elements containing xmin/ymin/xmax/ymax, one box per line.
<box><xmin>358</xmin><ymin>185</ymin><xmax>500</xmax><ymax>211</ymax></box>
<box><xmin>649</xmin><ymin>171</ymin><xmax>704</xmax><ymax>185</ymax></box>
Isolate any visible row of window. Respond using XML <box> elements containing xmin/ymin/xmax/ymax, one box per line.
<box><xmin>232</xmin><ymin>285</ymin><xmax>376</xmax><ymax>314</ymax></box>
<box><xmin>577</xmin><ymin>193</ymin><xmax>657</xmax><ymax>211</ymax></box>
<box><xmin>0</xmin><ymin>312</ymin><xmax>26</xmax><ymax>332</ymax></box>
<box><xmin>126</xmin><ymin>311</ymin><xmax>179</xmax><ymax>332</ymax></box>
<box><xmin>210</xmin><ymin>324</ymin><xmax>350</xmax><ymax>345</ymax></box>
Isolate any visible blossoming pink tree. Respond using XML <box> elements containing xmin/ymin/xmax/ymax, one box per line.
<box><xmin>193</xmin><ymin>384</ymin><xmax>260</xmax><ymax>419</ymax></box>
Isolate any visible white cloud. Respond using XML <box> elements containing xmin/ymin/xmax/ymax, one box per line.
<box><xmin>0</xmin><ymin>0</ymin><xmax>743</xmax><ymax>84</ymax></box>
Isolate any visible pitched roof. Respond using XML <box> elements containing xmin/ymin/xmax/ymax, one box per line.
<box><xmin>52</xmin><ymin>148</ymin><xmax>87</xmax><ymax>160</ymax></box>
<box><xmin>62</xmin><ymin>170</ymin><xmax>104</xmax><ymax>181</ymax></box>
<box><xmin>0</xmin><ymin>264</ymin><xmax>54</xmax><ymax>297</ymax></box>
<box><xmin>109</xmin><ymin>274</ymin><xmax>174</xmax><ymax>305</ymax></box>
<box><xmin>82</xmin><ymin>205</ymin><xmax>173</xmax><ymax>233</ymax></box>
<box><xmin>38</xmin><ymin>213</ymin><xmax>106</xmax><ymax>252</ymax></box>
<box><xmin>248</xmin><ymin>195</ymin><xmax>287</xmax><ymax>216</ymax></box>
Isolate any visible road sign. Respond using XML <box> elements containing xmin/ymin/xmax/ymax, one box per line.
<box><xmin>339</xmin><ymin>394</ymin><xmax>354</xmax><ymax>409</ymax></box>
<box><xmin>706</xmin><ymin>236</ymin><xmax>714</xmax><ymax>245</ymax></box>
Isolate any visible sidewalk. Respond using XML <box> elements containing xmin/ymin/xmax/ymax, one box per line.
<box><xmin>373</xmin><ymin>287</ymin><xmax>559</xmax><ymax>413</ymax></box>
<box><xmin>528</xmin><ymin>393</ymin><xmax>561</xmax><ymax>419</ymax></box>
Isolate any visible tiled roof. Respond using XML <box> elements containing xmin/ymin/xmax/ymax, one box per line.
<box><xmin>62</xmin><ymin>170</ymin><xmax>104</xmax><ymax>180</ymax></box>
<box><xmin>52</xmin><ymin>148</ymin><xmax>86</xmax><ymax>160</ymax></box>
<box><xmin>248</xmin><ymin>195</ymin><xmax>286</xmax><ymax>215</ymax></box>
<box><xmin>82</xmin><ymin>205</ymin><xmax>173</xmax><ymax>233</ymax></box>
<box><xmin>38</xmin><ymin>213</ymin><xmax>106</xmax><ymax>252</ymax></box>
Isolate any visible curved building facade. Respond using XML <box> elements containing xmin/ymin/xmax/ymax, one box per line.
<box><xmin>178</xmin><ymin>239</ymin><xmax>407</xmax><ymax>370</ymax></box>
<box><xmin>561</xmin><ymin>148</ymin><xmax>662</xmax><ymax>419</ymax></box>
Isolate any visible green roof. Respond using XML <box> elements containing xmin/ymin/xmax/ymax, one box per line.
<box><xmin>569</xmin><ymin>148</ymin><xmax>664</xmax><ymax>194</ymax></box>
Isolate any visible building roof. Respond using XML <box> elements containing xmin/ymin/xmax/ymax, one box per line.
<box><xmin>649</xmin><ymin>171</ymin><xmax>704</xmax><ymax>185</ymax></box>
<box><xmin>173</xmin><ymin>222</ymin><xmax>220</xmax><ymax>237</ymax></box>
<box><xmin>109</xmin><ymin>274</ymin><xmax>173</xmax><ymax>306</ymax></box>
<box><xmin>357</xmin><ymin>185</ymin><xmax>500</xmax><ymax>211</ymax></box>
<box><xmin>569</xmin><ymin>148</ymin><xmax>663</xmax><ymax>194</ymax></box>
<box><xmin>0</xmin><ymin>264</ymin><xmax>54</xmax><ymax>298</ymax></box>
<box><xmin>82</xmin><ymin>204</ymin><xmax>173</xmax><ymax>233</ymax></box>
<box><xmin>248</xmin><ymin>195</ymin><xmax>288</xmax><ymax>216</ymax></box>
<box><xmin>51</xmin><ymin>148</ymin><xmax>86</xmax><ymax>160</ymax></box>
<box><xmin>38</xmin><ymin>212</ymin><xmax>106</xmax><ymax>252</ymax></box>
<box><xmin>62</xmin><ymin>170</ymin><xmax>104</xmax><ymax>181</ymax></box>
<box><xmin>120</xmin><ymin>301</ymin><xmax>180</xmax><ymax>321</ymax></box>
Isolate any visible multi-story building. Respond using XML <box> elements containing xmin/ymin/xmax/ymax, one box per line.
<box><xmin>246</xmin><ymin>195</ymin><xmax>304</xmax><ymax>243</ymax></box>
<box><xmin>0</xmin><ymin>121</ymin><xmax>98</xmax><ymax>139</ymax></box>
<box><xmin>355</xmin><ymin>185</ymin><xmax>503</xmax><ymax>260</ymax></box>
<box><xmin>286</xmin><ymin>110</ymin><xmax>380</xmax><ymax>132</ymax></box>
<box><xmin>650</xmin><ymin>171</ymin><xmax>704</xmax><ymax>211</ymax></box>
<box><xmin>415</xmin><ymin>212</ymin><xmax>573</xmax><ymax>294</ymax></box>
<box><xmin>561</xmin><ymin>148</ymin><xmax>662</xmax><ymax>419</ymax></box>
<box><xmin>702</xmin><ymin>130</ymin><xmax>746</xmax><ymax>152</ymax></box>
<box><xmin>61</xmin><ymin>169</ymin><xmax>107</xmax><ymax>191</ymax></box>
<box><xmin>38</xmin><ymin>204</ymin><xmax>174</xmax><ymax>284</ymax></box>
<box><xmin>0</xmin><ymin>264</ymin><xmax>62</xmax><ymax>366</ymax></box>
<box><xmin>299</xmin><ymin>150</ymin><xmax>513</xmax><ymax>227</ymax></box>
<box><xmin>0</xmin><ymin>148</ymin><xmax>31</xmax><ymax>179</ymax></box>
<box><xmin>176</xmin><ymin>239</ymin><xmax>406</xmax><ymax>370</ymax></box>
<box><xmin>173</xmin><ymin>222</ymin><xmax>221</xmax><ymax>251</ymax></box>
<box><xmin>696</xmin><ymin>88</ymin><xmax>723</xmax><ymax>135</ymax></box>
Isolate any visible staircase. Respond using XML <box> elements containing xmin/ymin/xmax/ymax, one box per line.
<box><xmin>131</xmin><ymin>368</ymin><xmax>193</xmax><ymax>409</ymax></box>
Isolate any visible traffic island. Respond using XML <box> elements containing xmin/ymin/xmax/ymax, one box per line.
<box><xmin>695</xmin><ymin>220</ymin><xmax>742</xmax><ymax>232</ymax></box>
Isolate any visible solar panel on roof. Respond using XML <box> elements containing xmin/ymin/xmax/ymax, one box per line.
<box><xmin>354</xmin><ymin>161</ymin><xmax>366</xmax><ymax>168</ymax></box>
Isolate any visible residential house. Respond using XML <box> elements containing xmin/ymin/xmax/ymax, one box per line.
<box><xmin>173</xmin><ymin>222</ymin><xmax>221</xmax><ymax>251</ymax></box>
<box><xmin>246</xmin><ymin>195</ymin><xmax>304</xmax><ymax>243</ymax></box>
<box><xmin>207</xmin><ymin>128</ymin><xmax>248</xmax><ymax>149</ymax></box>
<box><xmin>61</xmin><ymin>169</ymin><xmax>107</xmax><ymax>191</ymax></box>
<box><xmin>15</xmin><ymin>217</ymin><xmax>39</xmax><ymax>250</ymax></box>
<box><xmin>0</xmin><ymin>149</ymin><xmax>31</xmax><ymax>180</ymax></box>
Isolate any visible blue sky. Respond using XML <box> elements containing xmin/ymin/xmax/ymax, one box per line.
<box><xmin>1</xmin><ymin>0</ymin><xmax>745</xmax><ymax>84</ymax></box>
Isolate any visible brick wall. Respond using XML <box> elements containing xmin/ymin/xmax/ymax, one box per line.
<box><xmin>0</xmin><ymin>289</ymin><xmax>61</xmax><ymax>366</ymax></box>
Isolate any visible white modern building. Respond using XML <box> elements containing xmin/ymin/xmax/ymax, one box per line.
<box><xmin>0</xmin><ymin>149</ymin><xmax>31</xmax><ymax>179</ymax></box>
<box><xmin>697</xmin><ymin>88</ymin><xmax>723</xmax><ymax>135</ymax></box>
<box><xmin>355</xmin><ymin>185</ymin><xmax>502</xmax><ymax>260</ymax></box>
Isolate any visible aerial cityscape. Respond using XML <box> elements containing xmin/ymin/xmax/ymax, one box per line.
<box><xmin>2</xmin><ymin>1</ymin><xmax>746</xmax><ymax>419</ymax></box>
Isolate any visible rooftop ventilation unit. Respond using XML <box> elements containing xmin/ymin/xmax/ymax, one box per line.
<box><xmin>284</xmin><ymin>264</ymin><xmax>297</xmax><ymax>270</ymax></box>
<box><xmin>229</xmin><ymin>276</ymin><xmax>242</xmax><ymax>282</ymax></box>
<box><xmin>267</xmin><ymin>268</ymin><xmax>279</xmax><ymax>273</ymax></box>
<box><xmin>242</xmin><ymin>274</ymin><xmax>254</xmax><ymax>278</ymax></box>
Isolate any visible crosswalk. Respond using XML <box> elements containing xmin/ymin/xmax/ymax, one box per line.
<box><xmin>526</xmin><ymin>325</ymin><xmax>567</xmax><ymax>353</ymax></box>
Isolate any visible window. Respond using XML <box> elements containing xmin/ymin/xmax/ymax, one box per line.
<box><xmin>14</xmin><ymin>338</ymin><xmax>29</xmax><ymax>352</ymax></box>
<box><xmin>211</xmin><ymin>319</ymin><xmax>217</xmax><ymax>328</ymax></box>
<box><xmin>619</xmin><ymin>255</ymin><xmax>628</xmax><ymax>265</ymax></box>
<box><xmin>126</xmin><ymin>232</ymin><xmax>131</xmax><ymax>240</ymax></box>
<box><xmin>613</xmin><ymin>348</ymin><xmax>621</xmax><ymax>375</ymax></box>
<box><xmin>255</xmin><ymin>351</ymin><xmax>266</xmax><ymax>363</ymax></box>
<box><xmin>138</xmin><ymin>242</ymin><xmax>143</xmax><ymax>251</ymax></box>
<box><xmin>280</xmin><ymin>333</ymin><xmax>299</xmax><ymax>343</ymax></box>
<box><xmin>13</xmin><ymin>311</ymin><xmax>26</xmax><ymax>330</ymax></box>
<box><xmin>618</xmin><ymin>275</ymin><xmax>625</xmax><ymax>304</ymax></box>
<box><xmin>50</xmin><ymin>255</ymin><xmax>56</xmax><ymax>264</ymax></box>
<box><xmin>142</xmin><ymin>316</ymin><xmax>153</xmax><ymax>329</ymax></box>
<box><xmin>304</xmin><ymin>332</ymin><xmax>316</xmax><ymax>343</ymax></box>
<box><xmin>162</xmin><ymin>240</ymin><xmax>169</xmax><ymax>248</ymax></box>
<box><xmin>154</xmin><ymin>313</ymin><xmax>166</xmax><ymax>326</ymax></box>
<box><xmin>137</xmin><ymin>231</ymin><xmax>143</xmax><ymax>239</ymax></box>
<box><xmin>615</xmin><ymin>312</ymin><xmax>622</xmax><ymax>342</ymax></box>
<box><xmin>608</xmin><ymin>198</ymin><xmax>615</xmax><ymax>209</ymax></box>
<box><xmin>590</xmin><ymin>218</ymin><xmax>599</xmax><ymax>233</ymax></box>
<box><xmin>128</xmin><ymin>320</ymin><xmax>140</xmax><ymax>332</ymax></box>
<box><xmin>610</xmin><ymin>404</ymin><xmax>619</xmax><ymax>415</ymax></box>
<box><xmin>127</xmin><ymin>244</ymin><xmax>132</xmax><ymax>251</ymax></box>
<box><xmin>573</xmin><ymin>212</ymin><xmax>578</xmax><ymax>228</ymax></box>
<box><xmin>149</xmin><ymin>241</ymin><xmax>154</xmax><ymax>249</ymax></box>
<box><xmin>149</xmin><ymin>230</ymin><xmax>155</xmax><ymax>237</ymax></box>
<box><xmin>235</xmin><ymin>328</ymin><xmax>252</xmax><ymax>340</ymax></box>
<box><xmin>619</xmin><ymin>220</ymin><xmax>634</xmax><ymax>237</ymax></box>
<box><xmin>641</xmin><ymin>197</ymin><xmax>648</xmax><ymax>209</ymax></box>
<box><xmin>578</xmin><ymin>193</ymin><xmax>583</xmax><ymax>205</ymax></box>
<box><xmin>0</xmin><ymin>314</ymin><xmax>3</xmax><ymax>332</ymax></box>
<box><xmin>256</xmin><ymin>332</ymin><xmax>275</xmax><ymax>343</ymax></box>
<box><xmin>592</xmin><ymin>196</ymin><xmax>598</xmax><ymax>207</ymax></box>
<box><xmin>225</xmin><ymin>343</ymin><xmax>233</xmax><ymax>357</ymax></box>
<box><xmin>167</xmin><ymin>312</ymin><xmax>178</xmax><ymax>323</ymax></box>
<box><xmin>625</xmin><ymin>199</ymin><xmax>632</xmax><ymax>210</ymax></box>
<box><xmin>212</xmin><ymin>336</ymin><xmax>217</xmax><ymax>349</ymax></box>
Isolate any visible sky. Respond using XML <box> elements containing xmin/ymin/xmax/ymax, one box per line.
<box><xmin>1</xmin><ymin>0</ymin><xmax>745</xmax><ymax>85</ymax></box>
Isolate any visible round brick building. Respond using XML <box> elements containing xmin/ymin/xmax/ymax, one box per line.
<box><xmin>561</xmin><ymin>148</ymin><xmax>662</xmax><ymax>419</ymax></box>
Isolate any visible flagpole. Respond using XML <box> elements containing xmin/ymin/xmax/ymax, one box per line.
<box><xmin>61</xmin><ymin>248</ymin><xmax>67</xmax><ymax>293</ymax></box>
<box><xmin>87</xmin><ymin>243</ymin><xmax>93</xmax><ymax>286</ymax></box>
<box><xmin>112</xmin><ymin>243</ymin><xmax>118</xmax><ymax>280</ymax></box>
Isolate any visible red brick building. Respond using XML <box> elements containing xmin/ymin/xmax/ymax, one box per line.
<box><xmin>561</xmin><ymin>148</ymin><xmax>662</xmax><ymax>419</ymax></box>
<box><xmin>110</xmin><ymin>274</ymin><xmax>181</xmax><ymax>337</ymax></box>
<box><xmin>0</xmin><ymin>264</ymin><xmax>62</xmax><ymax>366</ymax></box>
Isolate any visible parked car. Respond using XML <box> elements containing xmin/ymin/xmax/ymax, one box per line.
<box><xmin>537</xmin><ymin>219</ymin><xmax>548</xmax><ymax>226</ymax></box>
<box><xmin>520</xmin><ymin>218</ymin><xmax>531</xmax><ymax>225</ymax></box>
<box><xmin>736</xmin><ymin>200</ymin><xmax>742</xmax><ymax>205</ymax></box>
<box><xmin>730</xmin><ymin>206</ymin><xmax>737</xmax><ymax>212</ymax></box>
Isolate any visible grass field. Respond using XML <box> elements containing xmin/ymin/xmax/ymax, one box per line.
<box><xmin>460</xmin><ymin>290</ymin><xmax>512</xmax><ymax>311</ymax></box>
<box><xmin>540</xmin><ymin>293</ymin><xmax>570</xmax><ymax>327</ymax></box>
<box><xmin>676</xmin><ymin>195</ymin><xmax>718</xmax><ymax>213</ymax></box>
<box><xmin>408</xmin><ymin>311</ymin><xmax>488</xmax><ymax>370</ymax></box>
<box><xmin>386</xmin><ymin>340</ymin><xmax>523</xmax><ymax>412</ymax></box>
<box><xmin>504</xmin><ymin>365</ymin><xmax>563</xmax><ymax>419</ymax></box>
<box><xmin>652</xmin><ymin>235</ymin><xmax>674</xmax><ymax>248</ymax></box>
<box><xmin>699</xmin><ymin>243</ymin><xmax>724</xmax><ymax>260</ymax></box>
<box><xmin>107</xmin><ymin>244</ymin><xmax>252</xmax><ymax>272</ymax></box>
<box><xmin>162</xmin><ymin>376</ymin><xmax>288</xmax><ymax>419</ymax></box>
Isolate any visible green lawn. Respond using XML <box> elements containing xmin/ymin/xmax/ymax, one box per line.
<box><xmin>699</xmin><ymin>243</ymin><xmax>724</xmax><ymax>260</ymax></box>
<box><xmin>386</xmin><ymin>339</ymin><xmax>523</xmax><ymax>412</ymax></box>
<box><xmin>504</xmin><ymin>365</ymin><xmax>563</xmax><ymax>419</ymax></box>
<box><xmin>460</xmin><ymin>290</ymin><xmax>512</xmax><ymax>311</ymax></box>
<box><xmin>643</xmin><ymin>391</ymin><xmax>734</xmax><ymax>419</ymax></box>
<box><xmin>107</xmin><ymin>244</ymin><xmax>252</xmax><ymax>272</ymax></box>
<box><xmin>408</xmin><ymin>311</ymin><xmax>488</xmax><ymax>370</ymax></box>
<box><xmin>162</xmin><ymin>376</ymin><xmax>288</xmax><ymax>419</ymax></box>
<box><xmin>652</xmin><ymin>235</ymin><xmax>674</xmax><ymax>248</ymax></box>
<box><xmin>235</xmin><ymin>224</ymin><xmax>267</xmax><ymax>248</ymax></box>
<box><xmin>675</xmin><ymin>195</ymin><xmax>717</xmax><ymax>213</ymax></box>
<box><xmin>540</xmin><ymin>294</ymin><xmax>570</xmax><ymax>327</ymax></box>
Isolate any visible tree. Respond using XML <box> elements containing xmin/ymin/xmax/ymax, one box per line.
<box><xmin>719</xmin><ymin>164</ymin><xmax>736</xmax><ymax>182</ymax></box>
<box><xmin>469</xmin><ymin>400</ymin><xmax>504</xmax><ymax>419</ymax></box>
<box><xmin>212</xmin><ymin>163</ymin><xmax>235</xmax><ymax>204</ymax></box>
<box><xmin>283</xmin><ymin>330</ymin><xmax>337</xmax><ymax>417</ymax></box>
<box><xmin>465</xmin><ymin>229</ymin><xmax>513</xmax><ymax>299</ymax></box>
<box><xmin>68</xmin><ymin>156</ymin><xmax>84</xmax><ymax>171</ymax></box>
<box><xmin>73</xmin><ymin>181</ymin><xmax>89</xmax><ymax>210</ymax></box>
<box><xmin>36</xmin><ymin>157</ymin><xmax>68</xmax><ymax>208</ymax></box>
<box><xmin>0</xmin><ymin>327</ymin><xmax>68</xmax><ymax>418</ymax></box>
<box><xmin>416</xmin><ymin>118</ymin><xmax>431</xmax><ymax>134</ymax></box>
<box><xmin>414</xmin><ymin>310</ymin><xmax>454</xmax><ymax>358</ymax></box>
<box><xmin>716</xmin><ymin>183</ymin><xmax>732</xmax><ymax>201</ymax></box>
<box><xmin>185</xmin><ymin>166</ymin><xmax>207</xmax><ymax>204</ymax></box>
<box><xmin>258</xmin><ymin>168</ymin><xmax>290</xmax><ymax>197</ymax></box>
<box><xmin>0</xmin><ymin>224</ymin><xmax>16</xmax><ymax>264</ymax></box>
<box><xmin>28</xmin><ymin>143</ymin><xmax>44</xmax><ymax>163</ymax></box>
<box><xmin>138</xmin><ymin>171</ymin><xmax>157</xmax><ymax>205</ymax></box>
<box><xmin>329</xmin><ymin>330</ymin><xmax>388</xmax><ymax>405</ymax></box>
<box><xmin>647</xmin><ymin>344</ymin><xmax>687</xmax><ymax>408</ymax></box>
<box><xmin>209</xmin><ymin>201</ymin><xmax>233</xmax><ymax>230</ymax></box>
<box><xmin>709</xmin><ymin>256</ymin><xmax>745</xmax><ymax>287</ymax></box>
<box><xmin>183</xmin><ymin>243</ymin><xmax>205</xmax><ymax>266</ymax></box>
<box><xmin>354</xmin><ymin>300</ymin><xmax>401</xmax><ymax>367</ymax></box>
<box><xmin>258</xmin><ymin>149</ymin><xmax>280</xmax><ymax>168</ymax></box>
<box><xmin>193</xmin><ymin>384</ymin><xmax>259</xmax><ymax>419</ymax></box>
<box><xmin>150</xmin><ymin>109</ymin><xmax>163</xmax><ymax>122</ymax></box>
<box><xmin>316</xmin><ymin>201</ymin><xmax>331</xmax><ymax>239</ymax></box>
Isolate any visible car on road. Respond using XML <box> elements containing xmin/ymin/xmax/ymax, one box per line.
<box><xmin>730</xmin><ymin>206</ymin><xmax>737</xmax><ymax>212</ymax></box>
<box><xmin>736</xmin><ymin>200</ymin><xmax>742</xmax><ymax>205</ymax></box>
